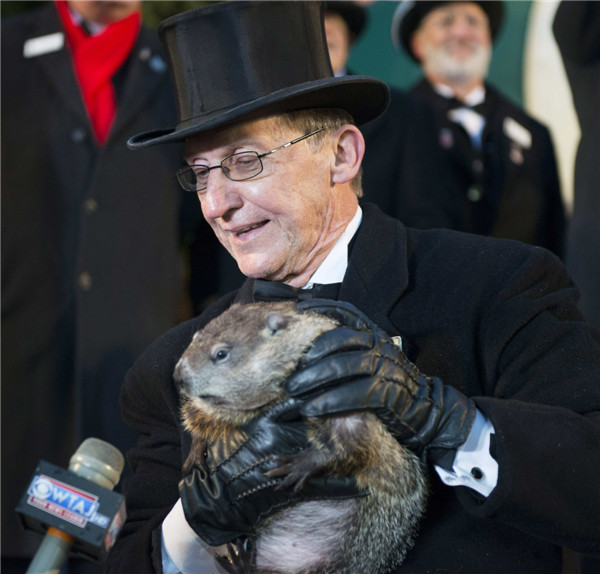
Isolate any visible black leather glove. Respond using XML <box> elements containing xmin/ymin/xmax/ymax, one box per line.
<box><xmin>179</xmin><ymin>398</ymin><xmax>364</xmax><ymax>546</ymax></box>
<box><xmin>286</xmin><ymin>300</ymin><xmax>477</xmax><ymax>467</ymax></box>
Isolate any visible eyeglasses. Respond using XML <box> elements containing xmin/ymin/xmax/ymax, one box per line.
<box><xmin>176</xmin><ymin>127</ymin><xmax>324</xmax><ymax>192</ymax></box>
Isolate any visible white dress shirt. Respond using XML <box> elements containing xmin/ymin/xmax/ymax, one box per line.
<box><xmin>436</xmin><ymin>83</ymin><xmax>487</xmax><ymax>148</ymax></box>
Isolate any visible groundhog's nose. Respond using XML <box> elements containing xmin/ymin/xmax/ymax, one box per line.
<box><xmin>173</xmin><ymin>359</ymin><xmax>186</xmax><ymax>392</ymax></box>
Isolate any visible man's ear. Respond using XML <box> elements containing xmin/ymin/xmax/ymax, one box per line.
<box><xmin>330</xmin><ymin>124</ymin><xmax>365</xmax><ymax>185</ymax></box>
<box><xmin>410</xmin><ymin>31</ymin><xmax>425</xmax><ymax>62</ymax></box>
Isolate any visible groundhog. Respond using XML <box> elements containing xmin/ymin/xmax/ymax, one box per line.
<box><xmin>174</xmin><ymin>302</ymin><xmax>428</xmax><ymax>574</ymax></box>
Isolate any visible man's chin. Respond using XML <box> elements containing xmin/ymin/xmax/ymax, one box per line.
<box><xmin>235</xmin><ymin>257</ymin><xmax>279</xmax><ymax>282</ymax></box>
<box><xmin>426</xmin><ymin>46</ymin><xmax>491</xmax><ymax>86</ymax></box>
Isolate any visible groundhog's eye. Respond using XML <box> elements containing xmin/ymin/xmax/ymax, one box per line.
<box><xmin>211</xmin><ymin>347</ymin><xmax>230</xmax><ymax>363</ymax></box>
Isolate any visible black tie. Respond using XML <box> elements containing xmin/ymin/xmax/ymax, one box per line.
<box><xmin>252</xmin><ymin>279</ymin><xmax>341</xmax><ymax>302</ymax></box>
<box><xmin>443</xmin><ymin>95</ymin><xmax>487</xmax><ymax>116</ymax></box>
<box><xmin>80</xmin><ymin>20</ymin><xmax>94</xmax><ymax>36</ymax></box>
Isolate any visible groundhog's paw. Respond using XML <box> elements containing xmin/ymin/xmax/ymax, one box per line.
<box><xmin>265</xmin><ymin>452</ymin><xmax>325</xmax><ymax>493</ymax></box>
<box><xmin>214</xmin><ymin>539</ymin><xmax>256</xmax><ymax>574</ymax></box>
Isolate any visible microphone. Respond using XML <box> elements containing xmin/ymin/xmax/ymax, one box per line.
<box><xmin>15</xmin><ymin>438</ymin><xmax>127</xmax><ymax>573</ymax></box>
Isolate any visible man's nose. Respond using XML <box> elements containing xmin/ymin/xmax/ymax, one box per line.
<box><xmin>449</xmin><ymin>17</ymin><xmax>477</xmax><ymax>38</ymax></box>
<box><xmin>200</xmin><ymin>171</ymin><xmax>243</xmax><ymax>220</ymax></box>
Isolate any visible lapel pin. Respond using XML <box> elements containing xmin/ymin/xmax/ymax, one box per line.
<box><xmin>149</xmin><ymin>55</ymin><xmax>167</xmax><ymax>73</ymax></box>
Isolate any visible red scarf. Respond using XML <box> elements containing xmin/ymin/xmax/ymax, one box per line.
<box><xmin>54</xmin><ymin>0</ymin><xmax>141</xmax><ymax>145</ymax></box>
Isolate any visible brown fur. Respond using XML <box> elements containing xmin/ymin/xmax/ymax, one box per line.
<box><xmin>174</xmin><ymin>302</ymin><xmax>428</xmax><ymax>574</ymax></box>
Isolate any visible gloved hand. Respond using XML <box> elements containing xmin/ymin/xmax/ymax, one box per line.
<box><xmin>179</xmin><ymin>398</ymin><xmax>365</xmax><ymax>547</ymax></box>
<box><xmin>287</xmin><ymin>300</ymin><xmax>477</xmax><ymax>467</ymax></box>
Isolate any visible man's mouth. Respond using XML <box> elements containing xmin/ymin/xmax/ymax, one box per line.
<box><xmin>232</xmin><ymin>221</ymin><xmax>268</xmax><ymax>238</ymax></box>
<box><xmin>446</xmin><ymin>41</ymin><xmax>477</xmax><ymax>57</ymax></box>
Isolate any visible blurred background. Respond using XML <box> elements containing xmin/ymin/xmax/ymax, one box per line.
<box><xmin>2</xmin><ymin>0</ymin><xmax>577</xmax><ymax>212</ymax></box>
<box><xmin>1</xmin><ymin>0</ymin><xmax>578</xmax><ymax>209</ymax></box>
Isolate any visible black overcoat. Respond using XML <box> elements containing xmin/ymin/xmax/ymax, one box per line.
<box><xmin>360</xmin><ymin>85</ymin><xmax>460</xmax><ymax>229</ymax></box>
<box><xmin>1</xmin><ymin>4</ymin><xmax>207</xmax><ymax>559</ymax></box>
<box><xmin>112</xmin><ymin>204</ymin><xmax>600</xmax><ymax>573</ymax></box>
<box><xmin>409</xmin><ymin>79</ymin><xmax>566</xmax><ymax>257</ymax></box>
<box><xmin>553</xmin><ymin>1</ymin><xmax>600</xmax><ymax>331</ymax></box>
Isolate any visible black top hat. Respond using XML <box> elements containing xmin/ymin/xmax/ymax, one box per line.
<box><xmin>391</xmin><ymin>1</ymin><xmax>505</xmax><ymax>62</ymax></box>
<box><xmin>325</xmin><ymin>1</ymin><xmax>368</xmax><ymax>42</ymax></box>
<box><xmin>128</xmin><ymin>1</ymin><xmax>389</xmax><ymax>149</ymax></box>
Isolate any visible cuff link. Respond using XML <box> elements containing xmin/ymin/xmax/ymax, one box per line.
<box><xmin>470</xmin><ymin>467</ymin><xmax>484</xmax><ymax>480</ymax></box>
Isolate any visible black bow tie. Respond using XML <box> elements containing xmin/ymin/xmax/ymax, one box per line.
<box><xmin>252</xmin><ymin>279</ymin><xmax>341</xmax><ymax>302</ymax></box>
<box><xmin>444</xmin><ymin>97</ymin><xmax>487</xmax><ymax>117</ymax></box>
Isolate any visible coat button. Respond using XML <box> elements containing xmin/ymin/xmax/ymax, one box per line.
<box><xmin>83</xmin><ymin>198</ymin><xmax>98</xmax><ymax>214</ymax></box>
<box><xmin>467</xmin><ymin>186</ymin><xmax>483</xmax><ymax>202</ymax></box>
<box><xmin>78</xmin><ymin>272</ymin><xmax>92</xmax><ymax>291</ymax></box>
<box><xmin>139</xmin><ymin>47</ymin><xmax>151</xmax><ymax>62</ymax></box>
<box><xmin>71</xmin><ymin>128</ymin><xmax>87</xmax><ymax>143</ymax></box>
<box><xmin>472</xmin><ymin>159</ymin><xmax>484</xmax><ymax>173</ymax></box>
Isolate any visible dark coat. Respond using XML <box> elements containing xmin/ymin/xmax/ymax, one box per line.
<box><xmin>553</xmin><ymin>1</ymin><xmax>600</xmax><ymax>331</ymax></box>
<box><xmin>0</xmin><ymin>3</ymin><xmax>209</xmax><ymax>559</ymax></box>
<box><xmin>360</xmin><ymin>85</ymin><xmax>460</xmax><ymax>229</ymax></box>
<box><xmin>409</xmin><ymin>79</ymin><xmax>566</xmax><ymax>257</ymax></box>
<box><xmin>111</xmin><ymin>204</ymin><xmax>600</xmax><ymax>573</ymax></box>
<box><xmin>553</xmin><ymin>7</ymin><xmax>600</xmax><ymax>572</ymax></box>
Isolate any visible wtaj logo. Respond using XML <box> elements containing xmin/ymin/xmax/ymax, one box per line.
<box><xmin>27</xmin><ymin>474</ymin><xmax>100</xmax><ymax>528</ymax></box>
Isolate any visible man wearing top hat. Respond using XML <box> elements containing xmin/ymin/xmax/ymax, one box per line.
<box><xmin>391</xmin><ymin>0</ymin><xmax>565</xmax><ymax>258</ymax></box>
<box><xmin>211</xmin><ymin>1</ymin><xmax>462</xmax><ymax>297</ymax></box>
<box><xmin>109</xmin><ymin>2</ymin><xmax>599</xmax><ymax>573</ymax></box>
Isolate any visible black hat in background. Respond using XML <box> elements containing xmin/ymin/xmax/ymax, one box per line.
<box><xmin>128</xmin><ymin>1</ymin><xmax>389</xmax><ymax>149</ymax></box>
<box><xmin>325</xmin><ymin>1</ymin><xmax>369</xmax><ymax>43</ymax></box>
<box><xmin>391</xmin><ymin>0</ymin><xmax>505</xmax><ymax>62</ymax></box>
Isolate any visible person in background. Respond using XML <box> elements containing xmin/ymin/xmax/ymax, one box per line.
<box><xmin>554</xmin><ymin>5</ymin><xmax>600</xmax><ymax>571</ymax></box>
<box><xmin>106</xmin><ymin>2</ymin><xmax>598</xmax><ymax>573</ymax></box>
<box><xmin>1</xmin><ymin>1</ymin><xmax>215</xmax><ymax>571</ymax></box>
<box><xmin>325</xmin><ymin>0</ymin><xmax>367</xmax><ymax>77</ymax></box>
<box><xmin>325</xmin><ymin>0</ymin><xmax>459</xmax><ymax>228</ymax></box>
<box><xmin>392</xmin><ymin>0</ymin><xmax>565</xmax><ymax>256</ymax></box>
<box><xmin>553</xmin><ymin>0</ymin><xmax>600</xmax><ymax>334</ymax></box>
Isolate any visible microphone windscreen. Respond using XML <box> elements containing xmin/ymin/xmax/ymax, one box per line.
<box><xmin>69</xmin><ymin>438</ymin><xmax>125</xmax><ymax>490</ymax></box>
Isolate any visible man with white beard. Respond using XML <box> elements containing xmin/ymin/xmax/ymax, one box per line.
<box><xmin>391</xmin><ymin>1</ymin><xmax>565</xmax><ymax>257</ymax></box>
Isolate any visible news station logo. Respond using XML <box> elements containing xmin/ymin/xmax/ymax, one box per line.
<box><xmin>27</xmin><ymin>474</ymin><xmax>110</xmax><ymax>528</ymax></box>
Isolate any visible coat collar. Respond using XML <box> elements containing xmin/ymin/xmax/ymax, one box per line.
<box><xmin>235</xmin><ymin>204</ymin><xmax>409</xmax><ymax>336</ymax></box>
<box><xmin>22</xmin><ymin>4</ymin><xmax>170</xmax><ymax>144</ymax></box>
<box><xmin>24</xmin><ymin>3</ymin><xmax>88</xmax><ymax>124</ymax></box>
<box><xmin>110</xmin><ymin>26</ymin><xmax>170</xmax><ymax>141</ymax></box>
<box><xmin>339</xmin><ymin>203</ymin><xmax>409</xmax><ymax>335</ymax></box>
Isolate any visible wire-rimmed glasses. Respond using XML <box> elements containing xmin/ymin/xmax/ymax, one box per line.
<box><xmin>176</xmin><ymin>127</ymin><xmax>324</xmax><ymax>192</ymax></box>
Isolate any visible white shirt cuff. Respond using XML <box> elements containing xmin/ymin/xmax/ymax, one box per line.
<box><xmin>435</xmin><ymin>410</ymin><xmax>499</xmax><ymax>497</ymax></box>
<box><xmin>161</xmin><ymin>498</ymin><xmax>228</xmax><ymax>574</ymax></box>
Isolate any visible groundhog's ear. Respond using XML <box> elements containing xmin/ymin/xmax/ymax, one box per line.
<box><xmin>266</xmin><ymin>312</ymin><xmax>288</xmax><ymax>334</ymax></box>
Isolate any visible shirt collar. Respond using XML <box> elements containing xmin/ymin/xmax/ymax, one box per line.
<box><xmin>433</xmin><ymin>83</ymin><xmax>486</xmax><ymax>107</ymax></box>
<box><xmin>68</xmin><ymin>5</ymin><xmax>107</xmax><ymax>35</ymax></box>
<box><xmin>304</xmin><ymin>205</ymin><xmax>362</xmax><ymax>288</ymax></box>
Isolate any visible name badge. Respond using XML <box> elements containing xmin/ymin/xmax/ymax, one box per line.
<box><xmin>503</xmin><ymin>117</ymin><xmax>532</xmax><ymax>149</ymax></box>
<box><xmin>23</xmin><ymin>32</ymin><xmax>64</xmax><ymax>58</ymax></box>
